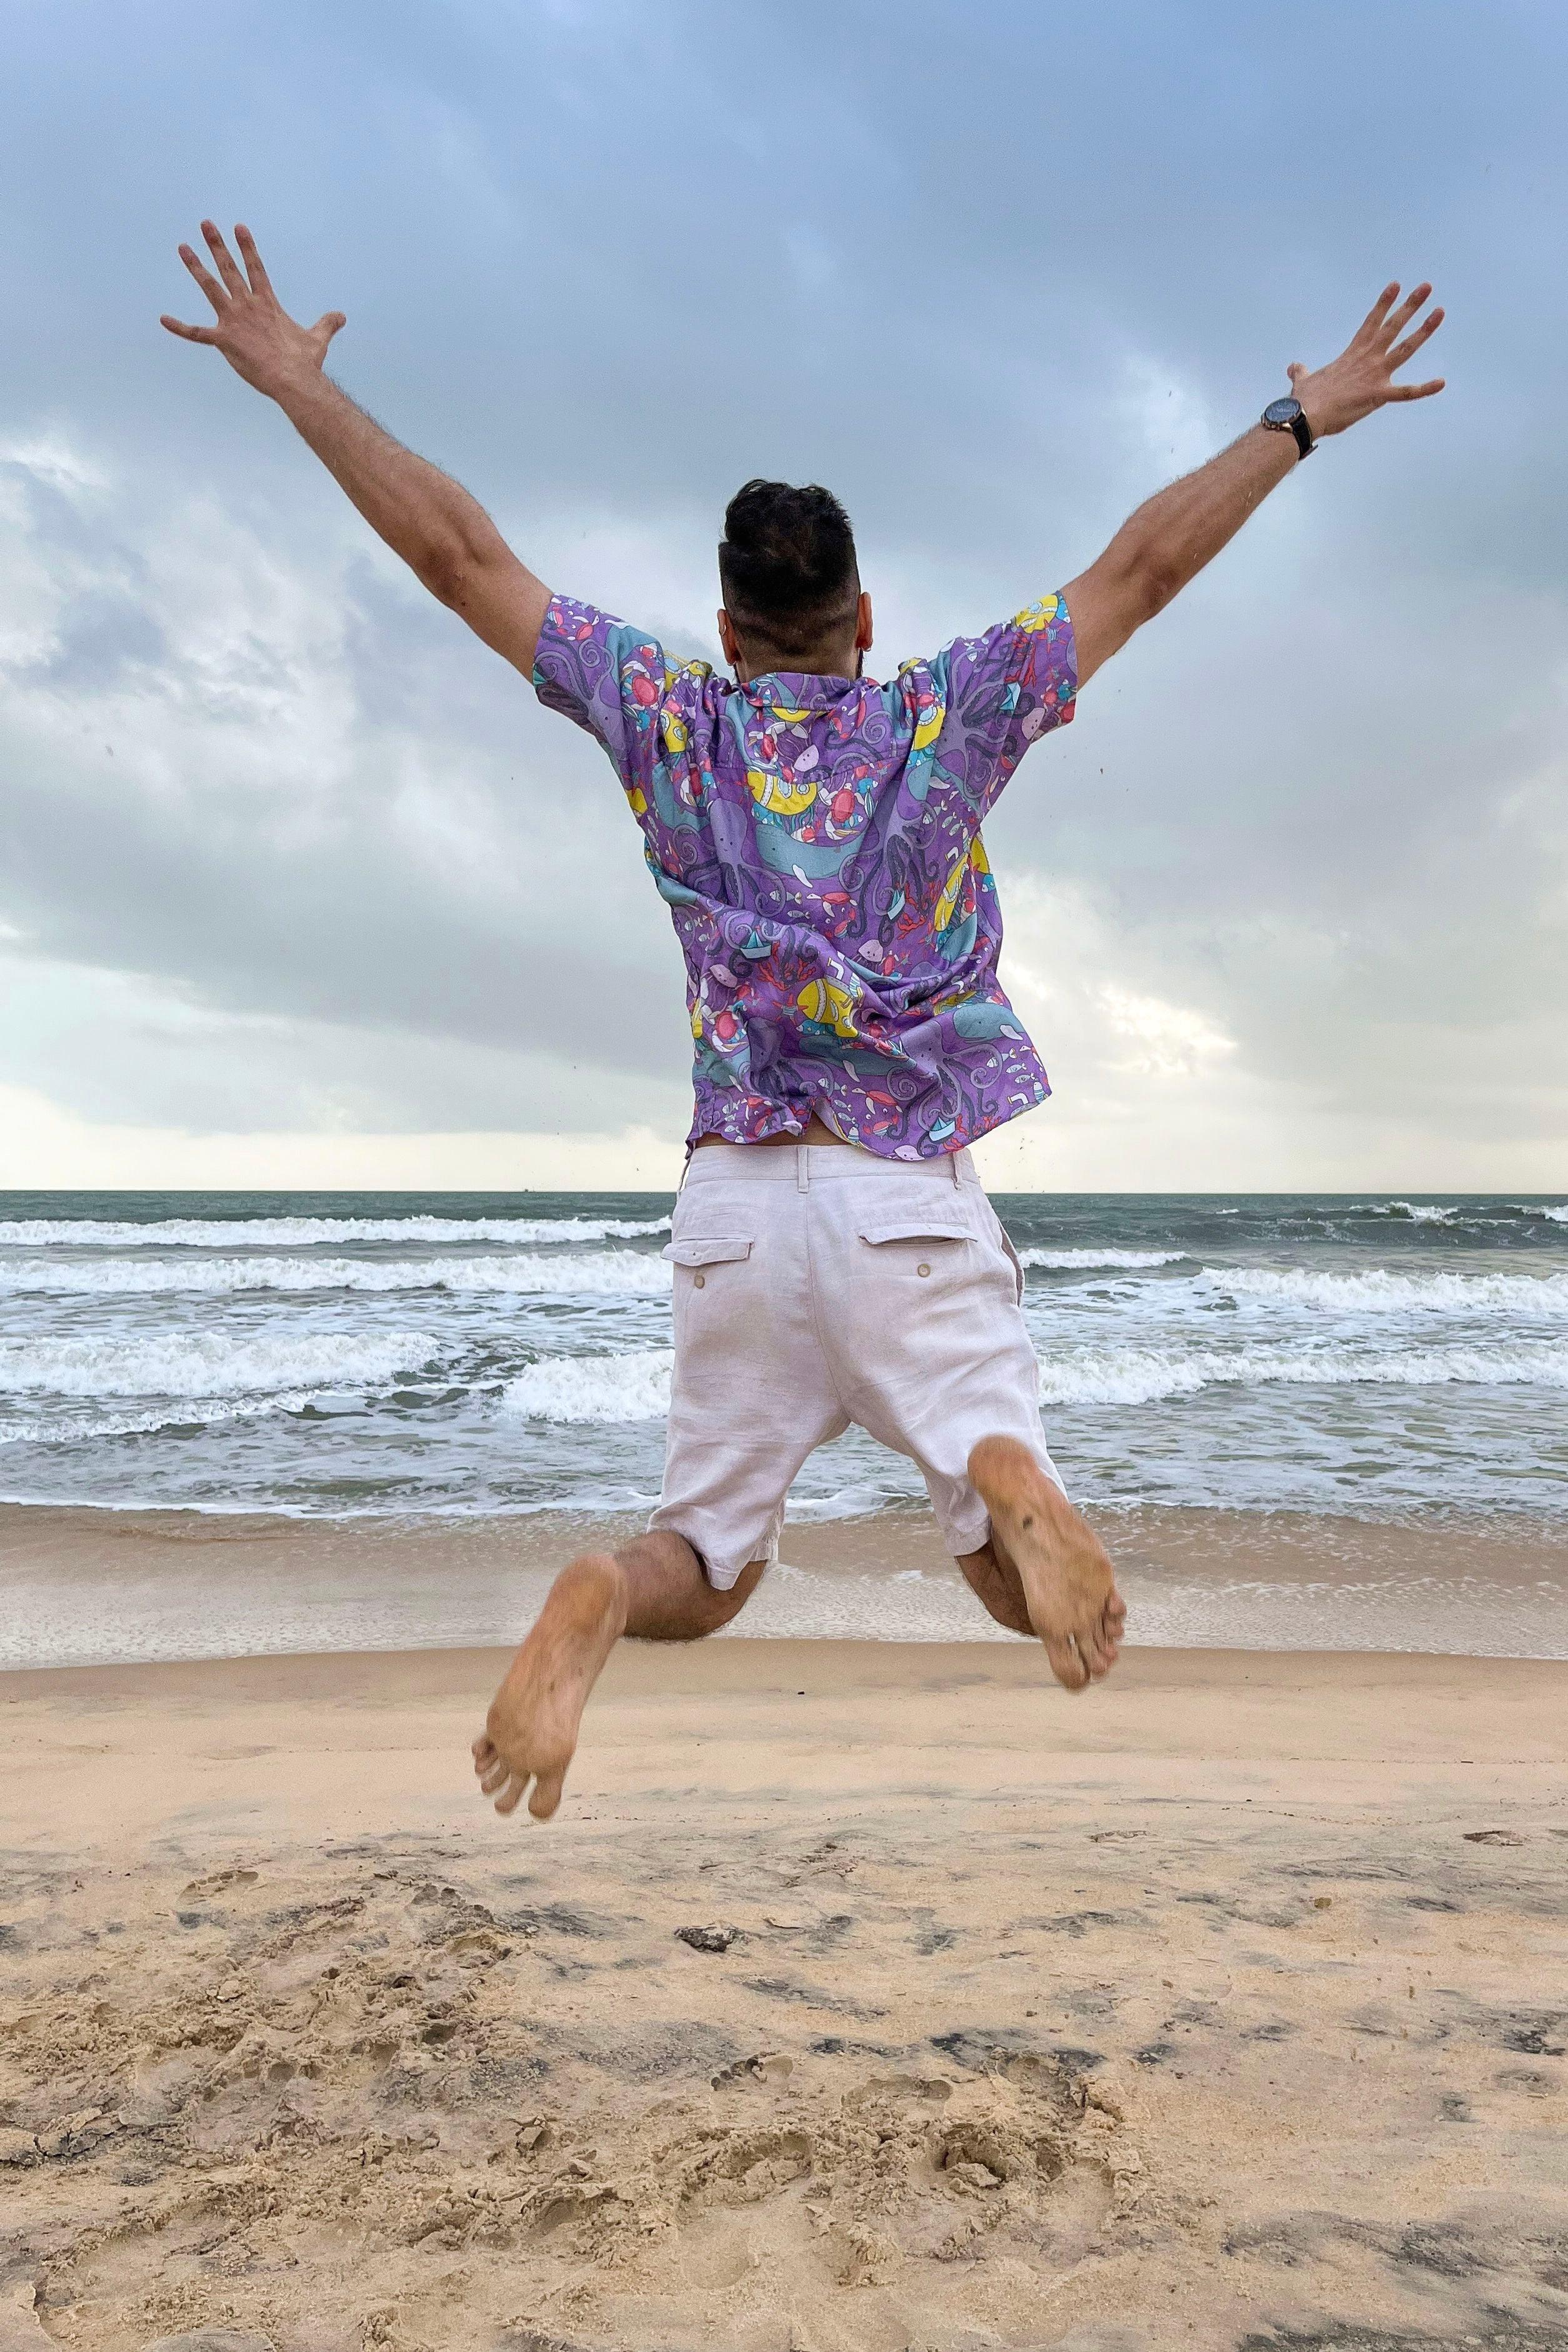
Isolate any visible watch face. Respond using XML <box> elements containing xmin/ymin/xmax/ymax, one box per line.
<box><xmin>1263</xmin><ymin>397</ymin><xmax>1302</xmax><ymax>426</ymax></box>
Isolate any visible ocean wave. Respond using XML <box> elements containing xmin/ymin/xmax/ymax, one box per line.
<box><xmin>1379</xmin><ymin>1201</ymin><xmax>1459</xmax><ymax>1224</ymax></box>
<box><xmin>1206</xmin><ymin>1266</ymin><xmax>1568</xmax><ymax>1318</ymax></box>
<box><xmin>1036</xmin><ymin>1339</ymin><xmax>1568</xmax><ymax>1408</ymax></box>
<box><xmin>0</xmin><ymin>1213</ymin><xmax>671</xmax><ymax>1251</ymax></box>
<box><xmin>0</xmin><ymin>1329</ymin><xmax>447</xmax><ymax>1400</ymax></box>
<box><xmin>0</xmin><ymin>1249</ymin><xmax>674</xmax><ymax>1299</ymax></box>
<box><xmin>491</xmin><ymin>1329</ymin><xmax>1568</xmax><ymax>1428</ymax></box>
<box><xmin>1016</xmin><ymin>1247</ymin><xmax>1189</xmax><ymax>1270</ymax></box>
<box><xmin>0</xmin><ymin>1394</ymin><xmax>314</xmax><ymax>1447</ymax></box>
<box><xmin>1512</xmin><ymin>1203</ymin><xmax>1568</xmax><ymax>1225</ymax></box>
<box><xmin>499</xmin><ymin>1349</ymin><xmax>674</xmax><ymax>1424</ymax></box>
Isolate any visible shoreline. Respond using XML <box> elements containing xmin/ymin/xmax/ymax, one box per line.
<box><xmin>4</xmin><ymin>1495</ymin><xmax>1566</xmax><ymax>1671</ymax></box>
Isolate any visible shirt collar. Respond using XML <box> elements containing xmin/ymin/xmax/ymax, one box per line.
<box><xmin>740</xmin><ymin>671</ymin><xmax>871</xmax><ymax>713</ymax></box>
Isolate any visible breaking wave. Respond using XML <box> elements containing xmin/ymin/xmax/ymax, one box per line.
<box><xmin>492</xmin><ymin>1332</ymin><xmax>1568</xmax><ymax>1427</ymax></box>
<box><xmin>1206</xmin><ymin>1266</ymin><xmax>1568</xmax><ymax>1318</ymax></box>
<box><xmin>0</xmin><ymin>1250</ymin><xmax>674</xmax><ymax>1299</ymax></box>
<box><xmin>1017</xmin><ymin>1248</ymin><xmax>1189</xmax><ymax>1270</ymax></box>
<box><xmin>1036</xmin><ymin>1339</ymin><xmax>1568</xmax><ymax>1408</ymax></box>
<box><xmin>0</xmin><ymin>1329</ymin><xmax>448</xmax><ymax>1399</ymax></box>
<box><xmin>0</xmin><ymin>1395</ymin><xmax>313</xmax><ymax>1447</ymax></box>
<box><xmin>500</xmin><ymin>1350</ymin><xmax>674</xmax><ymax>1424</ymax></box>
<box><xmin>0</xmin><ymin>1213</ymin><xmax>671</xmax><ymax>1250</ymax></box>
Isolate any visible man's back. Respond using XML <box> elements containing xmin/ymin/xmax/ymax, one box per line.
<box><xmin>534</xmin><ymin>589</ymin><xmax>1077</xmax><ymax>1158</ymax></box>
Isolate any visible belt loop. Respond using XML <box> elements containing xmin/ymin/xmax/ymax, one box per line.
<box><xmin>796</xmin><ymin>1144</ymin><xmax>809</xmax><ymax>1194</ymax></box>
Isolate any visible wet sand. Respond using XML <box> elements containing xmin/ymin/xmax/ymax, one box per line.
<box><xmin>5</xmin><ymin>1499</ymin><xmax>1566</xmax><ymax>1668</ymax></box>
<box><xmin>2</xmin><ymin>1638</ymin><xmax>1566</xmax><ymax>2350</ymax></box>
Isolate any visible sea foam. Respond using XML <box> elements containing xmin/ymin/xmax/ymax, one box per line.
<box><xmin>1204</xmin><ymin>1266</ymin><xmax>1568</xmax><ymax>1318</ymax></box>
<box><xmin>0</xmin><ymin>1329</ymin><xmax>447</xmax><ymax>1399</ymax></box>
<box><xmin>1036</xmin><ymin>1338</ymin><xmax>1568</xmax><ymax>1407</ymax></box>
<box><xmin>0</xmin><ymin>1213</ymin><xmax>671</xmax><ymax>1250</ymax></box>
<box><xmin>1016</xmin><ymin>1248</ymin><xmax>1189</xmax><ymax>1270</ymax></box>
<box><xmin>499</xmin><ymin>1350</ymin><xmax>674</xmax><ymax>1423</ymax></box>
<box><xmin>0</xmin><ymin>1249</ymin><xmax>674</xmax><ymax>1299</ymax></box>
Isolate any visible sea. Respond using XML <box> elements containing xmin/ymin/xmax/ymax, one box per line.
<box><xmin>4</xmin><ymin>1189</ymin><xmax>1566</xmax><ymax>1665</ymax></box>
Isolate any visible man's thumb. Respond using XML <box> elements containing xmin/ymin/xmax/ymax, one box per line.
<box><xmin>314</xmin><ymin>310</ymin><xmax>347</xmax><ymax>344</ymax></box>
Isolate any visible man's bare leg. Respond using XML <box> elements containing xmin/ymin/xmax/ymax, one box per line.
<box><xmin>963</xmin><ymin>1436</ymin><xmax>1126</xmax><ymax>1691</ymax></box>
<box><xmin>472</xmin><ymin>1533</ymin><xmax>764</xmax><ymax>1820</ymax></box>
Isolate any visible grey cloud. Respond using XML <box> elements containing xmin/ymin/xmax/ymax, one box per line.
<box><xmin>1</xmin><ymin>0</ymin><xmax>1565</xmax><ymax>1164</ymax></box>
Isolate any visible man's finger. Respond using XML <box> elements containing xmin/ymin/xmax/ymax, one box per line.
<box><xmin>1358</xmin><ymin>281</ymin><xmax>1401</xmax><ymax>339</ymax></box>
<box><xmin>1387</xmin><ymin>308</ymin><xmax>1444</xmax><ymax>370</ymax></box>
<box><xmin>160</xmin><ymin>314</ymin><xmax>218</xmax><ymax>344</ymax></box>
<box><xmin>234</xmin><ymin>223</ymin><xmax>273</xmax><ymax>296</ymax></box>
<box><xmin>311</xmin><ymin>309</ymin><xmax>347</xmax><ymax>346</ymax></box>
<box><xmin>1379</xmin><ymin>283</ymin><xmax>1432</xmax><ymax>346</ymax></box>
<box><xmin>1386</xmin><ymin>378</ymin><xmax>1445</xmax><ymax>402</ymax></box>
<box><xmin>201</xmin><ymin>219</ymin><xmax>248</xmax><ymax>299</ymax></box>
<box><xmin>179</xmin><ymin>243</ymin><xmax>229</xmax><ymax>314</ymax></box>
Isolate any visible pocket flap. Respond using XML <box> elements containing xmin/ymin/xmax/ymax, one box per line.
<box><xmin>662</xmin><ymin>1236</ymin><xmax>754</xmax><ymax>1267</ymax></box>
<box><xmin>857</xmin><ymin>1221</ymin><xmax>972</xmax><ymax>1248</ymax></box>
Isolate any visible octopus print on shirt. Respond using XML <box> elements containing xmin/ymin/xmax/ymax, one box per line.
<box><xmin>532</xmin><ymin>591</ymin><xmax>1077</xmax><ymax>1161</ymax></box>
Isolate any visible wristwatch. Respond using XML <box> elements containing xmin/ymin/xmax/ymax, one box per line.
<box><xmin>1262</xmin><ymin>396</ymin><xmax>1315</xmax><ymax>459</ymax></box>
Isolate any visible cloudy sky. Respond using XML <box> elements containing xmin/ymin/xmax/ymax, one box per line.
<box><xmin>2</xmin><ymin>0</ymin><xmax>1564</xmax><ymax>1193</ymax></box>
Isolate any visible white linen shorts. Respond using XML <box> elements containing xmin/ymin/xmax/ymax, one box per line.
<box><xmin>649</xmin><ymin>1141</ymin><xmax>1064</xmax><ymax>1589</ymax></box>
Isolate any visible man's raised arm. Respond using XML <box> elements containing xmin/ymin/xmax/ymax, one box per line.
<box><xmin>162</xmin><ymin>221</ymin><xmax>551</xmax><ymax>676</ymax></box>
<box><xmin>1064</xmin><ymin>282</ymin><xmax>1446</xmax><ymax>688</ymax></box>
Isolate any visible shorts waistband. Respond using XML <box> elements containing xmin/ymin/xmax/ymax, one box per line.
<box><xmin>682</xmin><ymin>1143</ymin><xmax>977</xmax><ymax>1188</ymax></box>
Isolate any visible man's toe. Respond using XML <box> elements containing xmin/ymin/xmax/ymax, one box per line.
<box><xmin>1044</xmin><ymin>1634</ymin><xmax>1091</xmax><ymax>1691</ymax></box>
<box><xmin>1077</xmin><ymin>1627</ymin><xmax>1114</xmax><ymax>1677</ymax></box>
<box><xmin>529</xmin><ymin>1768</ymin><xmax>566</xmax><ymax>1820</ymax></box>
<box><xmin>493</xmin><ymin>1772</ymin><xmax>529</xmax><ymax>1815</ymax></box>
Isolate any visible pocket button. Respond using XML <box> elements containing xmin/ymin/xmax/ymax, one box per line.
<box><xmin>693</xmin><ymin>1273</ymin><xmax>706</xmax><ymax>1289</ymax></box>
<box><xmin>917</xmin><ymin>1263</ymin><xmax>931</xmax><ymax>1277</ymax></box>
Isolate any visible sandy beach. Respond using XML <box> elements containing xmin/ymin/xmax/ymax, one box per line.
<box><xmin>3</xmin><ymin>1634</ymin><xmax>1565</xmax><ymax>2351</ymax></box>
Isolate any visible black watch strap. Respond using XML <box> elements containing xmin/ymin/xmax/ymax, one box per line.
<box><xmin>1262</xmin><ymin>398</ymin><xmax>1315</xmax><ymax>459</ymax></box>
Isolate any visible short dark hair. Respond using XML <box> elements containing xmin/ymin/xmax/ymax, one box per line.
<box><xmin>718</xmin><ymin>479</ymin><xmax>859</xmax><ymax>661</ymax></box>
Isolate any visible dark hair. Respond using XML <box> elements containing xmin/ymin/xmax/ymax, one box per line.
<box><xmin>718</xmin><ymin>479</ymin><xmax>859</xmax><ymax>661</ymax></box>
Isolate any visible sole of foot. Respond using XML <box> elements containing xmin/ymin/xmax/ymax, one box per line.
<box><xmin>472</xmin><ymin>1553</ymin><xmax>625</xmax><ymax>1819</ymax></box>
<box><xmin>967</xmin><ymin>1435</ymin><xmax>1126</xmax><ymax>1691</ymax></box>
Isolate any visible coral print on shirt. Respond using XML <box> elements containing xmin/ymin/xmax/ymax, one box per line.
<box><xmin>533</xmin><ymin>593</ymin><xmax>1077</xmax><ymax>1159</ymax></box>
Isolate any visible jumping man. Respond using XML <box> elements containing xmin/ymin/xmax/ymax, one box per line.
<box><xmin>162</xmin><ymin>227</ymin><xmax>1445</xmax><ymax>1817</ymax></box>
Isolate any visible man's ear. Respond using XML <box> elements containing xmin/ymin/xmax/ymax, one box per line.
<box><xmin>855</xmin><ymin>589</ymin><xmax>873</xmax><ymax>653</ymax></box>
<box><xmin>717</xmin><ymin>608</ymin><xmax>741</xmax><ymax>671</ymax></box>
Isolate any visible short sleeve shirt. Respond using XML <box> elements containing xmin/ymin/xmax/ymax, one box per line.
<box><xmin>533</xmin><ymin>593</ymin><xmax>1077</xmax><ymax>1158</ymax></box>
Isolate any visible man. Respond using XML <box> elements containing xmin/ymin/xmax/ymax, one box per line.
<box><xmin>164</xmin><ymin>226</ymin><xmax>1444</xmax><ymax>1819</ymax></box>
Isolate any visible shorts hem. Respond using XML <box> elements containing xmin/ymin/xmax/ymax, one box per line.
<box><xmin>939</xmin><ymin>1513</ymin><xmax>994</xmax><ymax>1561</ymax></box>
<box><xmin>648</xmin><ymin>1506</ymin><xmax>781</xmax><ymax>1592</ymax></box>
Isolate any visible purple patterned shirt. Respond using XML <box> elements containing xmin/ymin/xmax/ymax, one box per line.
<box><xmin>533</xmin><ymin>590</ymin><xmax>1077</xmax><ymax>1158</ymax></box>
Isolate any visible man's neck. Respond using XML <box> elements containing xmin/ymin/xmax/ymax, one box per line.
<box><xmin>732</xmin><ymin>645</ymin><xmax>861</xmax><ymax>686</ymax></box>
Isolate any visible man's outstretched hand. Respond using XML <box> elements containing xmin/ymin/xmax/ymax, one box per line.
<box><xmin>1288</xmin><ymin>282</ymin><xmax>1446</xmax><ymax>440</ymax></box>
<box><xmin>161</xmin><ymin>222</ymin><xmax>344</xmax><ymax>398</ymax></box>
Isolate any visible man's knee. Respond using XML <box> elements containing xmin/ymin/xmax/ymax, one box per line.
<box><xmin>691</xmin><ymin>1554</ymin><xmax>766</xmax><ymax>1634</ymax></box>
<box><xmin>610</xmin><ymin>1536</ymin><xmax>764</xmax><ymax>1643</ymax></box>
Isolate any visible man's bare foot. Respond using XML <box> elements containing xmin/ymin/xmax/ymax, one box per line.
<box><xmin>967</xmin><ymin>1435</ymin><xmax>1126</xmax><ymax>1692</ymax></box>
<box><xmin>472</xmin><ymin>1553</ymin><xmax>626</xmax><ymax>1819</ymax></box>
